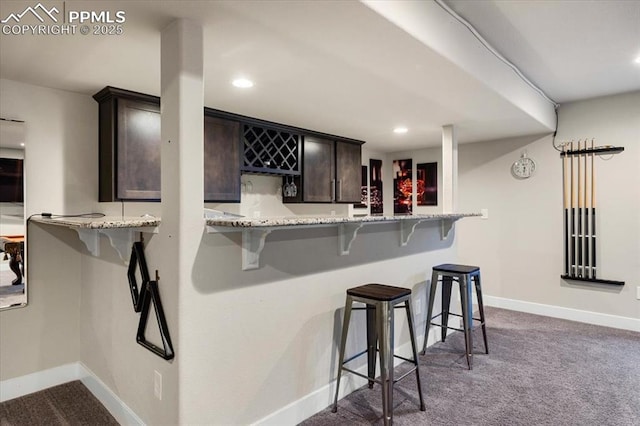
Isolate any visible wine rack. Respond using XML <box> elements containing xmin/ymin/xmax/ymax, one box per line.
<box><xmin>242</xmin><ymin>124</ymin><xmax>301</xmax><ymax>176</ymax></box>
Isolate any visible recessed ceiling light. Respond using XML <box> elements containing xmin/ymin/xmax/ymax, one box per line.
<box><xmin>232</xmin><ymin>78</ymin><xmax>254</xmax><ymax>88</ymax></box>
<box><xmin>393</xmin><ymin>127</ymin><xmax>408</xmax><ymax>134</ymax></box>
<box><xmin>634</xmin><ymin>56</ymin><xmax>640</xmax><ymax>65</ymax></box>
<box><xmin>20</xmin><ymin>143</ymin><xmax>25</xmax><ymax>147</ymax></box>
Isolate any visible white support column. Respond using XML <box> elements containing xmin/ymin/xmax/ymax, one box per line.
<box><xmin>160</xmin><ymin>18</ymin><xmax>203</xmax><ymax>425</ymax></box>
<box><xmin>441</xmin><ymin>124</ymin><xmax>458</xmax><ymax>213</ymax></box>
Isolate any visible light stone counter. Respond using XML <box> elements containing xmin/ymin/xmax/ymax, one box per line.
<box><xmin>30</xmin><ymin>215</ymin><xmax>160</xmax><ymax>229</ymax></box>
<box><xmin>30</xmin><ymin>212</ymin><xmax>480</xmax><ymax>269</ymax></box>
<box><xmin>30</xmin><ymin>215</ymin><xmax>160</xmax><ymax>261</ymax></box>
<box><xmin>206</xmin><ymin>212</ymin><xmax>479</xmax><ymax>228</ymax></box>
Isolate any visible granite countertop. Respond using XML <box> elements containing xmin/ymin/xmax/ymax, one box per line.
<box><xmin>29</xmin><ymin>212</ymin><xmax>480</xmax><ymax>230</ymax></box>
<box><xmin>206</xmin><ymin>212</ymin><xmax>480</xmax><ymax>228</ymax></box>
<box><xmin>30</xmin><ymin>215</ymin><xmax>160</xmax><ymax>229</ymax></box>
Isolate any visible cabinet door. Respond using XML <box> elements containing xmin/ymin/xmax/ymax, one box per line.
<box><xmin>204</xmin><ymin>116</ymin><xmax>240</xmax><ymax>202</ymax></box>
<box><xmin>303</xmin><ymin>137</ymin><xmax>335</xmax><ymax>202</ymax></box>
<box><xmin>335</xmin><ymin>141</ymin><xmax>362</xmax><ymax>203</ymax></box>
<box><xmin>117</xmin><ymin>98</ymin><xmax>161</xmax><ymax>200</ymax></box>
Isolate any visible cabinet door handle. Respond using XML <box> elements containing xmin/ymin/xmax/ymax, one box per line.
<box><xmin>337</xmin><ymin>180</ymin><xmax>342</xmax><ymax>201</ymax></box>
<box><xmin>331</xmin><ymin>179</ymin><xmax>336</xmax><ymax>201</ymax></box>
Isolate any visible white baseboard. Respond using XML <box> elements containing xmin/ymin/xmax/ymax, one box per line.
<box><xmin>483</xmin><ymin>295</ymin><xmax>640</xmax><ymax>332</ymax></box>
<box><xmin>0</xmin><ymin>362</ymin><xmax>144</xmax><ymax>426</ymax></box>
<box><xmin>252</xmin><ymin>323</ymin><xmax>455</xmax><ymax>426</ymax></box>
<box><xmin>251</xmin><ymin>341</ymin><xmax>409</xmax><ymax>426</ymax></box>
<box><xmin>77</xmin><ymin>363</ymin><xmax>145</xmax><ymax>426</ymax></box>
<box><xmin>0</xmin><ymin>363</ymin><xmax>80</xmax><ymax>402</ymax></box>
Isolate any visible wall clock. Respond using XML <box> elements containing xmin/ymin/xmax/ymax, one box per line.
<box><xmin>511</xmin><ymin>152</ymin><xmax>536</xmax><ymax>179</ymax></box>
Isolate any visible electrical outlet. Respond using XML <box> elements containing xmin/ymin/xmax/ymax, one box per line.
<box><xmin>414</xmin><ymin>299</ymin><xmax>422</xmax><ymax>315</ymax></box>
<box><xmin>636</xmin><ymin>286</ymin><xmax>640</xmax><ymax>300</ymax></box>
<box><xmin>481</xmin><ymin>208</ymin><xmax>489</xmax><ymax>219</ymax></box>
<box><xmin>154</xmin><ymin>370</ymin><xmax>162</xmax><ymax>400</ymax></box>
<box><xmin>253</xmin><ymin>211</ymin><xmax>260</xmax><ymax>218</ymax></box>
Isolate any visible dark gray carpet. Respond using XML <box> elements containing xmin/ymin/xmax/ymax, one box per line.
<box><xmin>301</xmin><ymin>307</ymin><xmax>640</xmax><ymax>426</ymax></box>
<box><xmin>0</xmin><ymin>380</ymin><xmax>118</xmax><ymax>426</ymax></box>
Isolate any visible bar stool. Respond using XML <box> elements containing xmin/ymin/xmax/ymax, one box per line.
<box><xmin>332</xmin><ymin>284</ymin><xmax>425</xmax><ymax>425</ymax></box>
<box><xmin>421</xmin><ymin>264</ymin><xmax>488</xmax><ymax>369</ymax></box>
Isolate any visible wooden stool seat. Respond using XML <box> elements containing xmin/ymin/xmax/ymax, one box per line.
<box><xmin>347</xmin><ymin>283</ymin><xmax>411</xmax><ymax>301</ymax></box>
<box><xmin>433</xmin><ymin>264</ymin><xmax>480</xmax><ymax>274</ymax></box>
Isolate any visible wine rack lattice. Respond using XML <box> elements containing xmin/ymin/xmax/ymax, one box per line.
<box><xmin>242</xmin><ymin>124</ymin><xmax>300</xmax><ymax>175</ymax></box>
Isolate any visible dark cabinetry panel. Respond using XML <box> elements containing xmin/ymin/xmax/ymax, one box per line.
<box><xmin>95</xmin><ymin>87</ymin><xmax>161</xmax><ymax>201</ymax></box>
<box><xmin>302</xmin><ymin>137</ymin><xmax>335</xmax><ymax>202</ymax></box>
<box><xmin>117</xmin><ymin>98</ymin><xmax>161</xmax><ymax>200</ymax></box>
<box><xmin>285</xmin><ymin>137</ymin><xmax>362</xmax><ymax>204</ymax></box>
<box><xmin>95</xmin><ymin>88</ymin><xmax>241</xmax><ymax>202</ymax></box>
<box><xmin>95</xmin><ymin>87</ymin><xmax>363</xmax><ymax>204</ymax></box>
<box><xmin>204</xmin><ymin>114</ymin><xmax>240</xmax><ymax>202</ymax></box>
<box><xmin>335</xmin><ymin>141</ymin><xmax>361</xmax><ymax>203</ymax></box>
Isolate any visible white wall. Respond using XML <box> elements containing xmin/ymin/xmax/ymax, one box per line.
<box><xmin>0</xmin><ymin>79</ymin><xmax>89</xmax><ymax>380</ymax></box>
<box><xmin>0</xmin><ymin>79</ymin><xmax>178</xmax><ymax>425</ymax></box>
<box><xmin>180</xmin><ymin>221</ymin><xmax>455</xmax><ymax>424</ymax></box>
<box><xmin>457</xmin><ymin>91</ymin><xmax>640</xmax><ymax>322</ymax></box>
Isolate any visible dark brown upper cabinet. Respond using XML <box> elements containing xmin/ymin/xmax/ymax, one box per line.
<box><xmin>335</xmin><ymin>140</ymin><xmax>362</xmax><ymax>202</ymax></box>
<box><xmin>301</xmin><ymin>137</ymin><xmax>335</xmax><ymax>202</ymax></box>
<box><xmin>94</xmin><ymin>88</ymin><xmax>242</xmax><ymax>202</ymax></box>
<box><xmin>94</xmin><ymin>87</ymin><xmax>161</xmax><ymax>201</ymax></box>
<box><xmin>285</xmin><ymin>136</ymin><xmax>362</xmax><ymax>204</ymax></box>
<box><xmin>204</xmin><ymin>111</ymin><xmax>240</xmax><ymax>202</ymax></box>
<box><xmin>95</xmin><ymin>87</ymin><xmax>362</xmax><ymax>204</ymax></box>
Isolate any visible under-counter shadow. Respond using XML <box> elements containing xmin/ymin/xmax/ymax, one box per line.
<box><xmin>192</xmin><ymin>221</ymin><xmax>453</xmax><ymax>294</ymax></box>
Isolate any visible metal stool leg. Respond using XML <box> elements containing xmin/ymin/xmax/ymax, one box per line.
<box><xmin>366</xmin><ymin>304</ymin><xmax>377</xmax><ymax>388</ymax></box>
<box><xmin>332</xmin><ymin>295</ymin><xmax>353</xmax><ymax>413</ymax></box>
<box><xmin>405</xmin><ymin>300</ymin><xmax>426</xmax><ymax>411</ymax></box>
<box><xmin>440</xmin><ymin>276</ymin><xmax>453</xmax><ymax>342</ymax></box>
<box><xmin>422</xmin><ymin>270</ymin><xmax>439</xmax><ymax>354</ymax></box>
<box><xmin>460</xmin><ymin>276</ymin><xmax>473</xmax><ymax>370</ymax></box>
<box><xmin>377</xmin><ymin>301</ymin><xmax>394</xmax><ymax>426</ymax></box>
<box><xmin>473</xmin><ymin>273</ymin><xmax>489</xmax><ymax>354</ymax></box>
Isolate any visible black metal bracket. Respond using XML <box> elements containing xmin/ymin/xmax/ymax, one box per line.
<box><xmin>560</xmin><ymin>146</ymin><xmax>624</xmax><ymax>157</ymax></box>
<box><xmin>561</xmin><ymin>275</ymin><xmax>625</xmax><ymax>286</ymax></box>
<box><xmin>127</xmin><ymin>242</ymin><xmax>175</xmax><ymax>360</ymax></box>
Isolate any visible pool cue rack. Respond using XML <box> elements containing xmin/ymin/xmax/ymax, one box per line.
<box><xmin>560</xmin><ymin>141</ymin><xmax>625</xmax><ymax>286</ymax></box>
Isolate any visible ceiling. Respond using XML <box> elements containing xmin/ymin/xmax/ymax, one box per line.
<box><xmin>0</xmin><ymin>1</ymin><xmax>638</xmax><ymax>152</ymax></box>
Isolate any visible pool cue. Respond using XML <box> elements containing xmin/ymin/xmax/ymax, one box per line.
<box><xmin>570</xmin><ymin>141</ymin><xmax>576</xmax><ymax>276</ymax></box>
<box><xmin>583</xmin><ymin>138</ymin><xmax>590</xmax><ymax>278</ymax></box>
<box><xmin>577</xmin><ymin>140</ymin><xmax>583</xmax><ymax>277</ymax></box>
<box><xmin>591</xmin><ymin>139</ymin><xmax>597</xmax><ymax>278</ymax></box>
<box><xmin>562</xmin><ymin>144</ymin><xmax>570</xmax><ymax>275</ymax></box>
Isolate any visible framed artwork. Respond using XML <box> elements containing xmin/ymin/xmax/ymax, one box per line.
<box><xmin>393</xmin><ymin>159</ymin><xmax>412</xmax><ymax>214</ymax></box>
<box><xmin>354</xmin><ymin>165</ymin><xmax>368</xmax><ymax>209</ymax></box>
<box><xmin>369</xmin><ymin>159</ymin><xmax>383</xmax><ymax>215</ymax></box>
<box><xmin>417</xmin><ymin>162</ymin><xmax>437</xmax><ymax>206</ymax></box>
